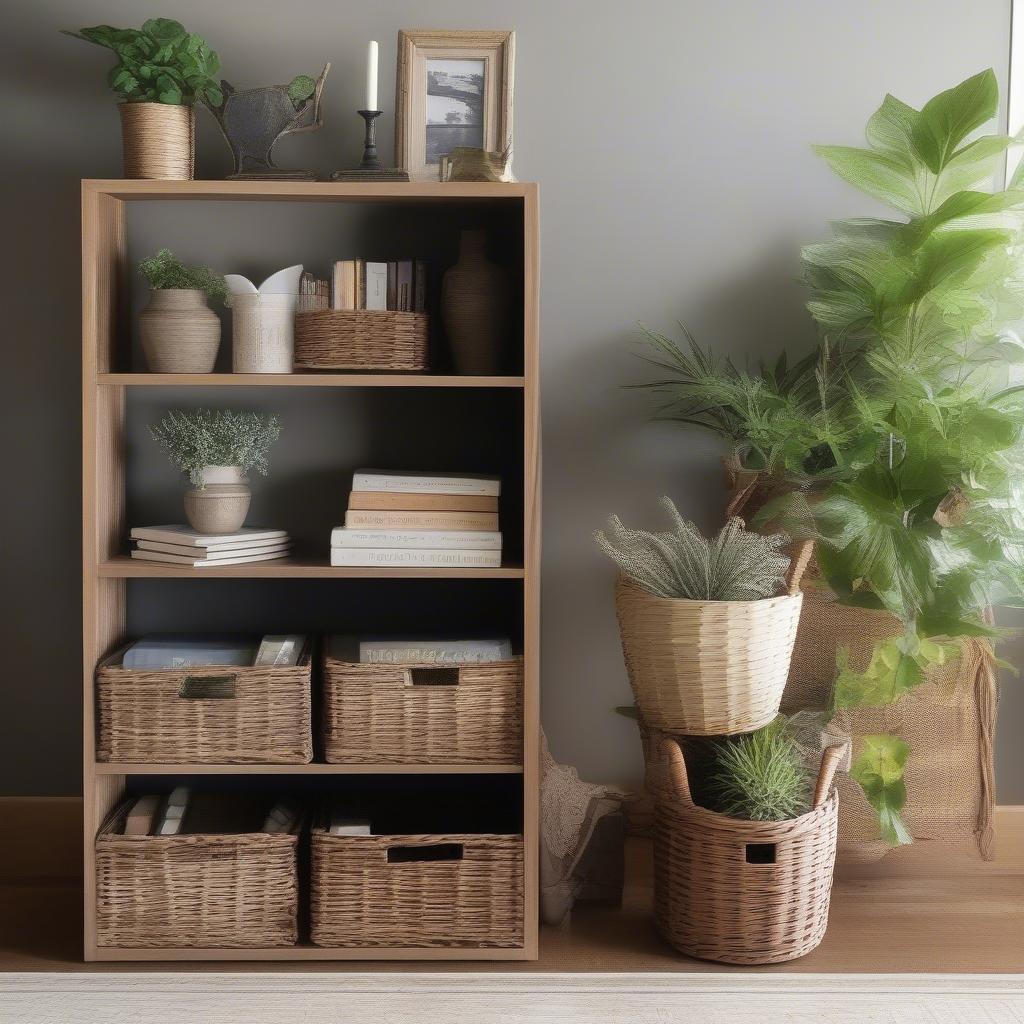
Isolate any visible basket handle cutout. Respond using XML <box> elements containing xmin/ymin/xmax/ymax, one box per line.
<box><xmin>659</xmin><ymin>738</ymin><xmax>694</xmax><ymax>807</ymax></box>
<box><xmin>386</xmin><ymin>843</ymin><xmax>464</xmax><ymax>863</ymax></box>
<box><xmin>785</xmin><ymin>538</ymin><xmax>814</xmax><ymax>595</ymax></box>
<box><xmin>406</xmin><ymin>667</ymin><xmax>460</xmax><ymax>687</ymax></box>
<box><xmin>745</xmin><ymin>842</ymin><xmax>776</xmax><ymax>865</ymax></box>
<box><xmin>179</xmin><ymin>674</ymin><xmax>237</xmax><ymax>700</ymax></box>
<box><xmin>813</xmin><ymin>742</ymin><xmax>849</xmax><ymax>809</ymax></box>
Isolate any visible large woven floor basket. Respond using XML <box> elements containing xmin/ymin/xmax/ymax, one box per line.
<box><xmin>294</xmin><ymin>310</ymin><xmax>429</xmax><ymax>370</ymax></box>
<box><xmin>310</xmin><ymin>828</ymin><xmax>524</xmax><ymax>948</ymax></box>
<box><xmin>614</xmin><ymin>543</ymin><xmax>809</xmax><ymax>735</ymax></box>
<box><xmin>654</xmin><ymin>738</ymin><xmax>843</xmax><ymax>964</ymax></box>
<box><xmin>95</xmin><ymin>801</ymin><xmax>299</xmax><ymax>948</ymax></box>
<box><xmin>95</xmin><ymin>645</ymin><xmax>313</xmax><ymax>764</ymax></box>
<box><xmin>322</xmin><ymin>644</ymin><xmax>523</xmax><ymax>764</ymax></box>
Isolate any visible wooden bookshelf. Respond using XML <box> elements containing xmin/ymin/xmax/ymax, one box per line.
<box><xmin>81</xmin><ymin>179</ymin><xmax>540</xmax><ymax>962</ymax></box>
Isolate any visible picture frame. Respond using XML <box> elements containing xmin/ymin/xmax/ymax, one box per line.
<box><xmin>396</xmin><ymin>30</ymin><xmax>515</xmax><ymax>181</ymax></box>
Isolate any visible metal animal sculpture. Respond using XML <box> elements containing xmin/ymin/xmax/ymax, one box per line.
<box><xmin>206</xmin><ymin>63</ymin><xmax>330</xmax><ymax>179</ymax></box>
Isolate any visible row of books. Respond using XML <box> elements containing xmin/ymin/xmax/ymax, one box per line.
<box><xmin>331</xmin><ymin>470</ymin><xmax>502</xmax><ymax>568</ymax></box>
<box><xmin>118</xmin><ymin>789</ymin><xmax>301</xmax><ymax>837</ymax></box>
<box><xmin>121</xmin><ymin>634</ymin><xmax>309</xmax><ymax>669</ymax></box>
<box><xmin>332</xmin><ymin>259</ymin><xmax>427</xmax><ymax>313</ymax></box>
<box><xmin>129</xmin><ymin>526</ymin><xmax>292</xmax><ymax>567</ymax></box>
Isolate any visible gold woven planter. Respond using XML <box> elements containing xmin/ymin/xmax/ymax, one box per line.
<box><xmin>654</xmin><ymin>738</ymin><xmax>843</xmax><ymax>964</ymax></box>
<box><xmin>118</xmin><ymin>102</ymin><xmax>195</xmax><ymax>180</ymax></box>
<box><xmin>615</xmin><ymin>578</ymin><xmax>803</xmax><ymax>736</ymax></box>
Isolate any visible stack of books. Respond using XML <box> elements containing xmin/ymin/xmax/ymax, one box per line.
<box><xmin>121</xmin><ymin>634</ymin><xmax>309</xmax><ymax>669</ymax></box>
<box><xmin>331</xmin><ymin>470</ymin><xmax>502</xmax><ymax>568</ymax></box>
<box><xmin>331</xmin><ymin>259</ymin><xmax>426</xmax><ymax>312</ymax></box>
<box><xmin>129</xmin><ymin>526</ymin><xmax>292</xmax><ymax>567</ymax></box>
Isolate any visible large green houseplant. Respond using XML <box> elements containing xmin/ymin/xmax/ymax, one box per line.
<box><xmin>637</xmin><ymin>70</ymin><xmax>1024</xmax><ymax>844</ymax></box>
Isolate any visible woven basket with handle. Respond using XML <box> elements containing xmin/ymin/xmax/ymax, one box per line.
<box><xmin>614</xmin><ymin>539</ymin><xmax>812</xmax><ymax>735</ymax></box>
<box><xmin>654</xmin><ymin>737</ymin><xmax>844</xmax><ymax>964</ymax></box>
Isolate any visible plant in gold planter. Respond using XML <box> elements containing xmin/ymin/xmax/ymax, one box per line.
<box><xmin>138</xmin><ymin>249</ymin><xmax>226</xmax><ymax>373</ymax></box>
<box><xmin>63</xmin><ymin>19</ymin><xmax>222</xmax><ymax>180</ymax></box>
<box><xmin>151</xmin><ymin>409</ymin><xmax>281</xmax><ymax>534</ymax></box>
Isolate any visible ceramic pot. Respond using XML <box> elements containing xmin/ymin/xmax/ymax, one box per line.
<box><xmin>230</xmin><ymin>293</ymin><xmax>298</xmax><ymax>373</ymax></box>
<box><xmin>118</xmin><ymin>102</ymin><xmax>195</xmax><ymax>180</ymax></box>
<box><xmin>184</xmin><ymin>465</ymin><xmax>251</xmax><ymax>534</ymax></box>
<box><xmin>441</xmin><ymin>229</ymin><xmax>511</xmax><ymax>374</ymax></box>
<box><xmin>139</xmin><ymin>289</ymin><xmax>221</xmax><ymax>373</ymax></box>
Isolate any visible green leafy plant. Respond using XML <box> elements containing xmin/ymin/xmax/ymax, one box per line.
<box><xmin>704</xmin><ymin>719</ymin><xmax>813</xmax><ymax>821</ymax></box>
<box><xmin>633</xmin><ymin>69</ymin><xmax>1024</xmax><ymax>845</ymax></box>
<box><xmin>151</xmin><ymin>409</ymin><xmax>281</xmax><ymax>486</ymax></box>
<box><xmin>139</xmin><ymin>249</ymin><xmax>226</xmax><ymax>303</ymax></box>
<box><xmin>63</xmin><ymin>18</ymin><xmax>222</xmax><ymax>106</ymax></box>
<box><xmin>595</xmin><ymin>498</ymin><xmax>791</xmax><ymax>600</ymax></box>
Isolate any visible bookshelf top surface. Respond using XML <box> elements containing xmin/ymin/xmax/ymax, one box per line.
<box><xmin>83</xmin><ymin>179</ymin><xmax>538</xmax><ymax>202</ymax></box>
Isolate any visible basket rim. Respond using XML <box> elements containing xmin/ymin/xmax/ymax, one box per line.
<box><xmin>657</xmin><ymin>788</ymin><xmax>837</xmax><ymax>838</ymax></box>
<box><xmin>616</xmin><ymin>575</ymin><xmax>803</xmax><ymax>609</ymax></box>
<box><xmin>97</xmin><ymin>640</ymin><xmax>313</xmax><ymax>673</ymax></box>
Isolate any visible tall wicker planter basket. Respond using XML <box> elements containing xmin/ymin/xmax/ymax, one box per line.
<box><xmin>654</xmin><ymin>738</ymin><xmax>844</xmax><ymax>965</ymax></box>
<box><xmin>118</xmin><ymin>102</ymin><xmax>195</xmax><ymax>180</ymax></box>
<box><xmin>614</xmin><ymin>541</ymin><xmax>810</xmax><ymax>735</ymax></box>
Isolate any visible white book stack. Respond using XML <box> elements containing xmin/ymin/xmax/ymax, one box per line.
<box><xmin>129</xmin><ymin>526</ymin><xmax>292</xmax><ymax>567</ymax></box>
<box><xmin>330</xmin><ymin>471</ymin><xmax>502</xmax><ymax>568</ymax></box>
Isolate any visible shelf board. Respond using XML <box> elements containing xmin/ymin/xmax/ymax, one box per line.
<box><xmin>97</xmin><ymin>373</ymin><xmax>525</xmax><ymax>388</ymax></box>
<box><xmin>96</xmin><ymin>762</ymin><xmax>523</xmax><ymax>775</ymax></box>
<box><xmin>98</xmin><ymin>556</ymin><xmax>525</xmax><ymax>579</ymax></box>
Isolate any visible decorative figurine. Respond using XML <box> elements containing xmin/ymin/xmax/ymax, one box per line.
<box><xmin>206</xmin><ymin>64</ymin><xmax>330</xmax><ymax>180</ymax></box>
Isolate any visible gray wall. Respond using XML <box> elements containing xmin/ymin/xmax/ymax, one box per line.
<box><xmin>3</xmin><ymin>0</ymin><xmax>1021</xmax><ymax>797</ymax></box>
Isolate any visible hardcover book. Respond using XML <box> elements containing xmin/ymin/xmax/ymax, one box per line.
<box><xmin>329</xmin><ymin>548</ymin><xmax>501</xmax><ymax>568</ymax></box>
<box><xmin>351</xmin><ymin>470</ymin><xmax>501</xmax><ymax>496</ymax></box>
<box><xmin>347</xmin><ymin>491</ymin><xmax>498</xmax><ymax>512</ymax></box>
<box><xmin>343</xmin><ymin>510</ymin><xmax>500</xmax><ymax>531</ymax></box>
<box><xmin>330</xmin><ymin>527</ymin><xmax>502</xmax><ymax>550</ymax></box>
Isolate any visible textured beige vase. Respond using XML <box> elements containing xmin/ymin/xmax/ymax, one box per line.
<box><xmin>231</xmin><ymin>293</ymin><xmax>297</xmax><ymax>373</ymax></box>
<box><xmin>184</xmin><ymin>465</ymin><xmax>251</xmax><ymax>534</ymax></box>
<box><xmin>118</xmin><ymin>102</ymin><xmax>195</xmax><ymax>180</ymax></box>
<box><xmin>441</xmin><ymin>229</ymin><xmax>511</xmax><ymax>374</ymax></box>
<box><xmin>139</xmin><ymin>289</ymin><xmax>221</xmax><ymax>373</ymax></box>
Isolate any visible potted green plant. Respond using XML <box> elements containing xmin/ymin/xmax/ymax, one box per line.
<box><xmin>633</xmin><ymin>70</ymin><xmax>1024</xmax><ymax>847</ymax></box>
<box><xmin>63</xmin><ymin>19</ymin><xmax>222</xmax><ymax>180</ymax></box>
<box><xmin>138</xmin><ymin>249</ymin><xmax>227</xmax><ymax>373</ymax></box>
<box><xmin>150</xmin><ymin>409</ymin><xmax>281</xmax><ymax>533</ymax></box>
<box><xmin>596</xmin><ymin>499</ymin><xmax>809</xmax><ymax>735</ymax></box>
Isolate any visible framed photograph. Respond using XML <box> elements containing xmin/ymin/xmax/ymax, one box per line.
<box><xmin>396</xmin><ymin>30</ymin><xmax>515</xmax><ymax>181</ymax></box>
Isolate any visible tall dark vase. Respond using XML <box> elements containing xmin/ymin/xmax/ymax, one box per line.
<box><xmin>441</xmin><ymin>229</ymin><xmax>511</xmax><ymax>374</ymax></box>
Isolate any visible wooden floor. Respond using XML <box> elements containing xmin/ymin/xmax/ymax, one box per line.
<box><xmin>1</xmin><ymin>802</ymin><xmax>1022</xmax><ymax>974</ymax></box>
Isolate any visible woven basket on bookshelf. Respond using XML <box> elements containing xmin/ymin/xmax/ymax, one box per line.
<box><xmin>95</xmin><ymin>645</ymin><xmax>313</xmax><ymax>764</ymax></box>
<box><xmin>310</xmin><ymin>828</ymin><xmax>524</xmax><ymax>948</ymax></box>
<box><xmin>654</xmin><ymin>738</ymin><xmax>844</xmax><ymax>965</ymax></box>
<box><xmin>322</xmin><ymin>647</ymin><xmax>523</xmax><ymax>765</ymax></box>
<box><xmin>95</xmin><ymin>801</ymin><xmax>300</xmax><ymax>948</ymax></box>
<box><xmin>294</xmin><ymin>310</ymin><xmax>429</xmax><ymax>371</ymax></box>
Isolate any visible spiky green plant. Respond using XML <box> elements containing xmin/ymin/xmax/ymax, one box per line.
<box><xmin>595</xmin><ymin>498</ymin><xmax>790</xmax><ymax>600</ymax></box>
<box><xmin>704</xmin><ymin>721</ymin><xmax>812</xmax><ymax>822</ymax></box>
<box><xmin>139</xmin><ymin>249</ymin><xmax>227</xmax><ymax>304</ymax></box>
<box><xmin>151</xmin><ymin>409</ymin><xmax>281</xmax><ymax>486</ymax></box>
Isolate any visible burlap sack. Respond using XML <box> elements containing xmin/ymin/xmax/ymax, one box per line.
<box><xmin>723</xmin><ymin>456</ymin><xmax>998</xmax><ymax>861</ymax></box>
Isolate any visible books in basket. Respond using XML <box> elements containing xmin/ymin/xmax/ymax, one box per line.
<box><xmin>351</xmin><ymin>470</ymin><xmax>501</xmax><ymax>497</ymax></box>
<box><xmin>331</xmin><ymin>527</ymin><xmax>502</xmax><ymax>550</ymax></box>
<box><xmin>329</xmin><ymin>548</ymin><xmax>500</xmax><ymax>568</ymax></box>
<box><xmin>357</xmin><ymin>637</ymin><xmax>514</xmax><ymax>664</ymax></box>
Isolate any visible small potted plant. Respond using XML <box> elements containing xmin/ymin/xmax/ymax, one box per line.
<box><xmin>150</xmin><ymin>409</ymin><xmax>281</xmax><ymax>534</ymax></box>
<box><xmin>63</xmin><ymin>19</ymin><xmax>222</xmax><ymax>179</ymax></box>
<box><xmin>138</xmin><ymin>249</ymin><xmax>226</xmax><ymax>373</ymax></box>
<box><xmin>596</xmin><ymin>498</ymin><xmax>810</xmax><ymax>735</ymax></box>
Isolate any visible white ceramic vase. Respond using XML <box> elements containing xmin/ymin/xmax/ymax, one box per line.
<box><xmin>139</xmin><ymin>289</ymin><xmax>221</xmax><ymax>372</ymax></box>
<box><xmin>183</xmin><ymin>465</ymin><xmax>251</xmax><ymax>534</ymax></box>
<box><xmin>230</xmin><ymin>293</ymin><xmax>298</xmax><ymax>373</ymax></box>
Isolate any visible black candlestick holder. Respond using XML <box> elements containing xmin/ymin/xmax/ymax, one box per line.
<box><xmin>332</xmin><ymin>110</ymin><xmax>409</xmax><ymax>181</ymax></box>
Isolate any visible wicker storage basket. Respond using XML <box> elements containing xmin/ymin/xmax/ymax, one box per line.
<box><xmin>654</xmin><ymin>738</ymin><xmax>844</xmax><ymax>965</ymax></box>
<box><xmin>322</xmin><ymin>646</ymin><xmax>522</xmax><ymax>764</ymax></box>
<box><xmin>310</xmin><ymin>828</ymin><xmax>524</xmax><ymax>948</ymax></box>
<box><xmin>294</xmin><ymin>310</ymin><xmax>429</xmax><ymax>371</ymax></box>
<box><xmin>95</xmin><ymin>800</ymin><xmax>300</xmax><ymax>948</ymax></box>
<box><xmin>96</xmin><ymin>645</ymin><xmax>313</xmax><ymax>764</ymax></box>
<box><xmin>614</xmin><ymin>542</ymin><xmax>810</xmax><ymax>735</ymax></box>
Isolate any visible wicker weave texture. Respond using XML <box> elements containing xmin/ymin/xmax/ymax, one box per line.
<box><xmin>118</xmin><ymin>102</ymin><xmax>195</xmax><ymax>180</ymax></box>
<box><xmin>322</xmin><ymin>652</ymin><xmax>522</xmax><ymax>764</ymax></box>
<box><xmin>96</xmin><ymin>648</ymin><xmax>313</xmax><ymax>764</ymax></box>
<box><xmin>654</xmin><ymin>739</ymin><xmax>840</xmax><ymax>965</ymax></box>
<box><xmin>95</xmin><ymin>807</ymin><xmax>299</xmax><ymax>948</ymax></box>
<box><xmin>615</xmin><ymin>577</ymin><xmax>802</xmax><ymax>735</ymax></box>
<box><xmin>310</xmin><ymin>831</ymin><xmax>524</xmax><ymax>947</ymax></box>
<box><xmin>294</xmin><ymin>310</ymin><xmax>429</xmax><ymax>370</ymax></box>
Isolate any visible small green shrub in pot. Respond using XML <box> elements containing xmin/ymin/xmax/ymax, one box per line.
<box><xmin>137</xmin><ymin>250</ymin><xmax>226</xmax><ymax>374</ymax></box>
<box><xmin>151</xmin><ymin>409</ymin><xmax>281</xmax><ymax>534</ymax></box>
<box><xmin>63</xmin><ymin>19</ymin><xmax>222</xmax><ymax>178</ymax></box>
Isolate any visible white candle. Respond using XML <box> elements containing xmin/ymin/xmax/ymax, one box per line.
<box><xmin>366</xmin><ymin>40</ymin><xmax>379</xmax><ymax>111</ymax></box>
